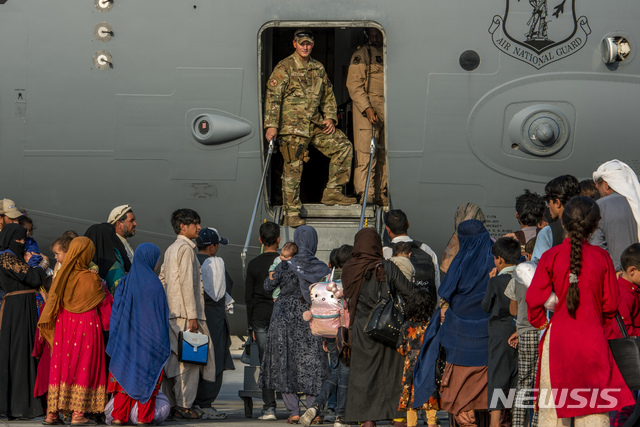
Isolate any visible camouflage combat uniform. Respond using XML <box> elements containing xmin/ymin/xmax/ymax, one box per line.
<box><xmin>346</xmin><ymin>43</ymin><xmax>387</xmax><ymax>202</ymax></box>
<box><xmin>264</xmin><ymin>53</ymin><xmax>353</xmax><ymax>215</ymax></box>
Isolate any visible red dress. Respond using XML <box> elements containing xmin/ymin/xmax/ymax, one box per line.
<box><xmin>47</xmin><ymin>293</ymin><xmax>113</xmax><ymax>413</ymax></box>
<box><xmin>527</xmin><ymin>240</ymin><xmax>635</xmax><ymax>418</ymax></box>
<box><xmin>605</xmin><ymin>276</ymin><xmax>640</xmax><ymax>339</ymax></box>
<box><xmin>32</xmin><ymin>322</ymin><xmax>51</xmax><ymax>398</ymax></box>
<box><xmin>107</xmin><ymin>372</ymin><xmax>163</xmax><ymax>424</ymax></box>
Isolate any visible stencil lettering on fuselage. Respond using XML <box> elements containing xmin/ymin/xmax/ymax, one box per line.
<box><xmin>489</xmin><ymin>0</ymin><xmax>590</xmax><ymax>69</ymax></box>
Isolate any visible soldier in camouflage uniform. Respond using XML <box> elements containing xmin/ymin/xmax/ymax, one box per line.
<box><xmin>264</xmin><ymin>29</ymin><xmax>356</xmax><ymax>228</ymax></box>
<box><xmin>346</xmin><ymin>27</ymin><xmax>387</xmax><ymax>206</ymax></box>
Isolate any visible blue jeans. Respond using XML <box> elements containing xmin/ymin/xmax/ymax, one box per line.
<box><xmin>253</xmin><ymin>320</ymin><xmax>276</xmax><ymax>410</ymax></box>
<box><xmin>314</xmin><ymin>340</ymin><xmax>349</xmax><ymax>417</ymax></box>
<box><xmin>326</xmin><ymin>341</ymin><xmax>338</xmax><ymax>411</ymax></box>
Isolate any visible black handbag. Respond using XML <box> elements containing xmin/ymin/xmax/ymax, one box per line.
<box><xmin>363</xmin><ymin>263</ymin><xmax>405</xmax><ymax>348</ymax></box>
<box><xmin>609</xmin><ymin>312</ymin><xmax>640</xmax><ymax>390</ymax></box>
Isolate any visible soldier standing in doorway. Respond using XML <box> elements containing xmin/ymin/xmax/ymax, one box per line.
<box><xmin>264</xmin><ymin>29</ymin><xmax>356</xmax><ymax>228</ymax></box>
<box><xmin>346</xmin><ymin>27</ymin><xmax>387</xmax><ymax>206</ymax></box>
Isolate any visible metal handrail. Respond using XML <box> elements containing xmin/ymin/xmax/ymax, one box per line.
<box><xmin>359</xmin><ymin>136</ymin><xmax>376</xmax><ymax>229</ymax></box>
<box><xmin>241</xmin><ymin>139</ymin><xmax>276</xmax><ymax>280</ymax></box>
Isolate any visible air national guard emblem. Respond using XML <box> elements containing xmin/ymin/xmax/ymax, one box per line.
<box><xmin>489</xmin><ymin>0</ymin><xmax>590</xmax><ymax>69</ymax></box>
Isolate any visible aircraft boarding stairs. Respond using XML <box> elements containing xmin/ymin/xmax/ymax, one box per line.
<box><xmin>276</xmin><ymin>202</ymin><xmax>383</xmax><ymax>263</ymax></box>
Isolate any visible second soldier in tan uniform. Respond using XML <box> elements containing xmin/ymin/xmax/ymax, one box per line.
<box><xmin>346</xmin><ymin>28</ymin><xmax>387</xmax><ymax>206</ymax></box>
<box><xmin>264</xmin><ymin>29</ymin><xmax>356</xmax><ymax>228</ymax></box>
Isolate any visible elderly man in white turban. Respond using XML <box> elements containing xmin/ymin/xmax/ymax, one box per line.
<box><xmin>591</xmin><ymin>160</ymin><xmax>640</xmax><ymax>271</ymax></box>
<box><xmin>108</xmin><ymin>204</ymin><xmax>137</xmax><ymax>263</ymax></box>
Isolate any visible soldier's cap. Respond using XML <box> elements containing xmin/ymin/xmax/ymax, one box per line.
<box><xmin>1</xmin><ymin>199</ymin><xmax>22</xmax><ymax>219</ymax></box>
<box><xmin>197</xmin><ymin>227</ymin><xmax>229</xmax><ymax>246</ymax></box>
<box><xmin>294</xmin><ymin>29</ymin><xmax>314</xmax><ymax>44</ymax></box>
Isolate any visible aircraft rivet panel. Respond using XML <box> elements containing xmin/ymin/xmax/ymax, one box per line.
<box><xmin>94</xmin><ymin>0</ymin><xmax>113</xmax><ymax>12</ymax></box>
<box><xmin>93</xmin><ymin>50</ymin><xmax>112</xmax><ymax>70</ymax></box>
<box><xmin>94</xmin><ymin>23</ymin><xmax>113</xmax><ymax>42</ymax></box>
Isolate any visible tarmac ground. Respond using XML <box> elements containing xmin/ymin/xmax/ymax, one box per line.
<box><xmin>1</xmin><ymin>338</ymin><xmax>450</xmax><ymax>427</ymax></box>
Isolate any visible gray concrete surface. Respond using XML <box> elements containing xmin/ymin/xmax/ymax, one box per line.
<box><xmin>1</xmin><ymin>338</ymin><xmax>449</xmax><ymax>426</ymax></box>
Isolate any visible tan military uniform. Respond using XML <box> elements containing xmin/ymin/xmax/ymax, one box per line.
<box><xmin>346</xmin><ymin>44</ymin><xmax>387</xmax><ymax>200</ymax></box>
<box><xmin>264</xmin><ymin>53</ymin><xmax>353</xmax><ymax>215</ymax></box>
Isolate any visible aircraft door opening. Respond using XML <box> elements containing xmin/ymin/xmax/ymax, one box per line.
<box><xmin>258</xmin><ymin>23</ymin><xmax>387</xmax><ymax>215</ymax></box>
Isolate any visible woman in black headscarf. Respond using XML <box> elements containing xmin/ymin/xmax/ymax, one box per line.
<box><xmin>258</xmin><ymin>225</ymin><xmax>330</xmax><ymax>424</ymax></box>
<box><xmin>342</xmin><ymin>227</ymin><xmax>415</xmax><ymax>427</ymax></box>
<box><xmin>0</xmin><ymin>224</ymin><xmax>48</xmax><ymax>419</ymax></box>
<box><xmin>84</xmin><ymin>223</ymin><xmax>131</xmax><ymax>294</ymax></box>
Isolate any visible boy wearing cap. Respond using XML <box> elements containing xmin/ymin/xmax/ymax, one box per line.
<box><xmin>264</xmin><ymin>29</ymin><xmax>356</xmax><ymax>227</ymax></box>
<box><xmin>159</xmin><ymin>209</ymin><xmax>216</xmax><ymax>419</ymax></box>
<box><xmin>193</xmin><ymin>227</ymin><xmax>235</xmax><ymax>420</ymax></box>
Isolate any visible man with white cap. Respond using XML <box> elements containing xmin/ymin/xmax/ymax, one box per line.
<box><xmin>107</xmin><ymin>204</ymin><xmax>137</xmax><ymax>263</ymax></box>
<box><xmin>591</xmin><ymin>159</ymin><xmax>640</xmax><ymax>271</ymax></box>
<box><xmin>0</xmin><ymin>199</ymin><xmax>22</xmax><ymax>229</ymax></box>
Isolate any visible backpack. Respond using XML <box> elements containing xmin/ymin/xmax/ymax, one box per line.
<box><xmin>388</xmin><ymin>240</ymin><xmax>437</xmax><ymax>300</ymax></box>
<box><xmin>308</xmin><ymin>280</ymin><xmax>349</xmax><ymax>338</ymax></box>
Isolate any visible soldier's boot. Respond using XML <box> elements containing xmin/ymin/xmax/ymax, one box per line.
<box><xmin>321</xmin><ymin>188</ymin><xmax>357</xmax><ymax>206</ymax></box>
<box><xmin>358</xmin><ymin>193</ymin><xmax>374</xmax><ymax>205</ymax></box>
<box><xmin>283</xmin><ymin>214</ymin><xmax>306</xmax><ymax>228</ymax></box>
<box><xmin>374</xmin><ymin>194</ymin><xmax>388</xmax><ymax>206</ymax></box>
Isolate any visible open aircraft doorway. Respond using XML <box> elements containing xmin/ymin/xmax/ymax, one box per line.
<box><xmin>258</xmin><ymin>23</ymin><xmax>387</xmax><ymax>222</ymax></box>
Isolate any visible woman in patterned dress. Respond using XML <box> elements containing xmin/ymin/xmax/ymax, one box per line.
<box><xmin>38</xmin><ymin>237</ymin><xmax>113</xmax><ymax>426</ymax></box>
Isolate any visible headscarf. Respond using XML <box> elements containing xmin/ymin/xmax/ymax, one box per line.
<box><xmin>342</xmin><ymin>227</ymin><xmax>386</xmax><ymax>320</ymax></box>
<box><xmin>413</xmin><ymin>219</ymin><xmax>493</xmax><ymax>407</ymax></box>
<box><xmin>288</xmin><ymin>225</ymin><xmax>331</xmax><ymax>304</ymax></box>
<box><xmin>37</xmin><ymin>237</ymin><xmax>105</xmax><ymax>346</ymax></box>
<box><xmin>440</xmin><ymin>202</ymin><xmax>486</xmax><ymax>274</ymax></box>
<box><xmin>84</xmin><ymin>223</ymin><xmax>132</xmax><ymax>278</ymax></box>
<box><xmin>593</xmin><ymin>159</ymin><xmax>640</xmax><ymax>240</ymax></box>
<box><xmin>0</xmin><ymin>223</ymin><xmax>27</xmax><ymax>259</ymax></box>
<box><xmin>106</xmin><ymin>243</ymin><xmax>170</xmax><ymax>404</ymax></box>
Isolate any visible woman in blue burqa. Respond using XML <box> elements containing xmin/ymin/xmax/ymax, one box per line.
<box><xmin>259</xmin><ymin>225</ymin><xmax>330</xmax><ymax>424</ymax></box>
<box><xmin>106</xmin><ymin>243</ymin><xmax>170</xmax><ymax>425</ymax></box>
<box><xmin>413</xmin><ymin>219</ymin><xmax>494</xmax><ymax>427</ymax></box>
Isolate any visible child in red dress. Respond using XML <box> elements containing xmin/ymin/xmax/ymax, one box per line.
<box><xmin>527</xmin><ymin>196</ymin><xmax>635</xmax><ymax>426</ymax></box>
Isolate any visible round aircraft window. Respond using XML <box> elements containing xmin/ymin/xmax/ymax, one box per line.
<box><xmin>459</xmin><ymin>50</ymin><xmax>480</xmax><ymax>71</ymax></box>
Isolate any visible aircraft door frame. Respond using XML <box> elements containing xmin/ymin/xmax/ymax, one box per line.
<box><xmin>257</xmin><ymin>21</ymin><xmax>387</xmax><ymax>214</ymax></box>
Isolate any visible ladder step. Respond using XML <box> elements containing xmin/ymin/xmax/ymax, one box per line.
<box><xmin>300</xmin><ymin>203</ymin><xmax>375</xmax><ymax>219</ymax></box>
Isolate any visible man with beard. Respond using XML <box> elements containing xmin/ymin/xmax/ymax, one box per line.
<box><xmin>108</xmin><ymin>204</ymin><xmax>137</xmax><ymax>263</ymax></box>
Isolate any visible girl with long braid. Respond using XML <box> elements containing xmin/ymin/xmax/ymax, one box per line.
<box><xmin>527</xmin><ymin>196</ymin><xmax>634</xmax><ymax>426</ymax></box>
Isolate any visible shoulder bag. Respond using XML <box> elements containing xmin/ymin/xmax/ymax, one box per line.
<box><xmin>609</xmin><ymin>311</ymin><xmax>640</xmax><ymax>390</ymax></box>
<box><xmin>178</xmin><ymin>330</ymin><xmax>209</xmax><ymax>366</ymax></box>
<box><xmin>363</xmin><ymin>262</ymin><xmax>405</xmax><ymax>348</ymax></box>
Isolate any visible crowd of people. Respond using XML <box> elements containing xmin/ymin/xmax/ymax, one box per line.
<box><xmin>1</xmin><ymin>159</ymin><xmax>640</xmax><ymax>427</ymax></box>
